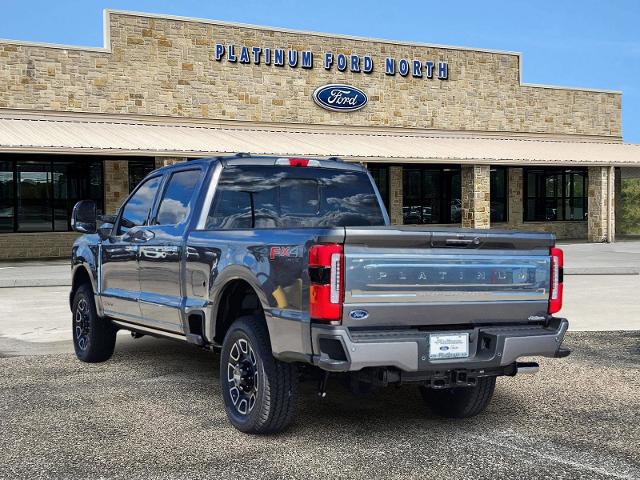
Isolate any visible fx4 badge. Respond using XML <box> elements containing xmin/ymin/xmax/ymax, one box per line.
<box><xmin>269</xmin><ymin>246</ymin><xmax>301</xmax><ymax>259</ymax></box>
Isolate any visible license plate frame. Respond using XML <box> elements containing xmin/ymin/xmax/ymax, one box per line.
<box><xmin>428</xmin><ymin>333</ymin><xmax>470</xmax><ymax>360</ymax></box>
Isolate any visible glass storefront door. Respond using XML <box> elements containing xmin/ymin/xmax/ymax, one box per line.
<box><xmin>17</xmin><ymin>161</ymin><xmax>52</xmax><ymax>232</ymax></box>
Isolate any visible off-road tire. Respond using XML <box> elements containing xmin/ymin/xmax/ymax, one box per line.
<box><xmin>220</xmin><ymin>315</ymin><xmax>298</xmax><ymax>434</ymax></box>
<box><xmin>420</xmin><ymin>376</ymin><xmax>496</xmax><ymax>418</ymax></box>
<box><xmin>72</xmin><ymin>284</ymin><xmax>117</xmax><ymax>363</ymax></box>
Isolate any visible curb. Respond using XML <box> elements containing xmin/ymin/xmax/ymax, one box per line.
<box><xmin>0</xmin><ymin>280</ymin><xmax>71</xmax><ymax>288</ymax></box>
<box><xmin>564</xmin><ymin>267</ymin><xmax>640</xmax><ymax>276</ymax></box>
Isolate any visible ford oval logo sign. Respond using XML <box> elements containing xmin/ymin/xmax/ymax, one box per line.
<box><xmin>349</xmin><ymin>309</ymin><xmax>369</xmax><ymax>320</ymax></box>
<box><xmin>313</xmin><ymin>84</ymin><xmax>368</xmax><ymax>112</ymax></box>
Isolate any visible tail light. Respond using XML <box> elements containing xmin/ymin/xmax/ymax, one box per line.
<box><xmin>309</xmin><ymin>243</ymin><xmax>344</xmax><ymax>322</ymax></box>
<box><xmin>548</xmin><ymin>247</ymin><xmax>564</xmax><ymax>314</ymax></box>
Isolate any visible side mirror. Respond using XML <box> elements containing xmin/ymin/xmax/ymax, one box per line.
<box><xmin>71</xmin><ymin>200</ymin><xmax>97</xmax><ymax>234</ymax></box>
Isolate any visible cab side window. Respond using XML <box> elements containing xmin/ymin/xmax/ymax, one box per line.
<box><xmin>117</xmin><ymin>176</ymin><xmax>161</xmax><ymax>235</ymax></box>
<box><xmin>155</xmin><ymin>169</ymin><xmax>201</xmax><ymax>226</ymax></box>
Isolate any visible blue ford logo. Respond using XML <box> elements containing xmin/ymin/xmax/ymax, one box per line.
<box><xmin>349</xmin><ymin>309</ymin><xmax>369</xmax><ymax>320</ymax></box>
<box><xmin>313</xmin><ymin>84</ymin><xmax>368</xmax><ymax>112</ymax></box>
<box><xmin>440</xmin><ymin>346</ymin><xmax>450</xmax><ymax>351</ymax></box>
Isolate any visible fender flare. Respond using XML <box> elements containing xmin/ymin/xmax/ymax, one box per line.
<box><xmin>70</xmin><ymin>243</ymin><xmax>100</xmax><ymax>313</ymax></box>
<box><xmin>206</xmin><ymin>265</ymin><xmax>272</xmax><ymax>343</ymax></box>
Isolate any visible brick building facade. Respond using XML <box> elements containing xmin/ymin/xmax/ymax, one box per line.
<box><xmin>0</xmin><ymin>10</ymin><xmax>638</xmax><ymax>259</ymax></box>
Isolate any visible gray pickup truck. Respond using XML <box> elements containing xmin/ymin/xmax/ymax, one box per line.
<box><xmin>70</xmin><ymin>155</ymin><xmax>569</xmax><ymax>434</ymax></box>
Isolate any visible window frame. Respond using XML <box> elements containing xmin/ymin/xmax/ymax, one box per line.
<box><xmin>523</xmin><ymin>167</ymin><xmax>588</xmax><ymax>222</ymax></box>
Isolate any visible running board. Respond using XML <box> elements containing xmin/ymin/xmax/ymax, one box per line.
<box><xmin>111</xmin><ymin>320</ymin><xmax>187</xmax><ymax>342</ymax></box>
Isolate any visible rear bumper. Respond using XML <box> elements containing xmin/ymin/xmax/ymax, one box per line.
<box><xmin>311</xmin><ymin>317</ymin><xmax>569</xmax><ymax>372</ymax></box>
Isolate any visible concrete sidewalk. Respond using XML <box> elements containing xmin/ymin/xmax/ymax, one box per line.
<box><xmin>0</xmin><ymin>260</ymin><xmax>69</xmax><ymax>287</ymax></box>
<box><xmin>560</xmin><ymin>240</ymin><xmax>640</xmax><ymax>275</ymax></box>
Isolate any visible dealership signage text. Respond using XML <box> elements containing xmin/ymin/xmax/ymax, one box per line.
<box><xmin>214</xmin><ymin>44</ymin><xmax>448</xmax><ymax>80</ymax></box>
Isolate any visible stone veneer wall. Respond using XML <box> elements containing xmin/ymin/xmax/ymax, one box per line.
<box><xmin>0</xmin><ymin>12</ymin><xmax>621</xmax><ymax>137</ymax></box>
<box><xmin>587</xmin><ymin>166</ymin><xmax>615</xmax><ymax>242</ymax></box>
<box><xmin>388</xmin><ymin>166</ymin><xmax>403</xmax><ymax>225</ymax></box>
<box><xmin>0</xmin><ymin>232</ymin><xmax>79</xmax><ymax>260</ymax></box>
<box><xmin>461</xmin><ymin>165</ymin><xmax>490</xmax><ymax>229</ymax></box>
<box><xmin>104</xmin><ymin>159</ymin><xmax>129</xmax><ymax>215</ymax></box>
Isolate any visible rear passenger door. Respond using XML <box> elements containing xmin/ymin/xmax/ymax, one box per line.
<box><xmin>138</xmin><ymin>166</ymin><xmax>204</xmax><ymax>333</ymax></box>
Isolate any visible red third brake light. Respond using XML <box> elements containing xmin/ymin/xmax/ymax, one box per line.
<box><xmin>288</xmin><ymin>158</ymin><xmax>309</xmax><ymax>167</ymax></box>
<box><xmin>548</xmin><ymin>247</ymin><xmax>564</xmax><ymax>314</ymax></box>
<box><xmin>309</xmin><ymin>243</ymin><xmax>344</xmax><ymax>322</ymax></box>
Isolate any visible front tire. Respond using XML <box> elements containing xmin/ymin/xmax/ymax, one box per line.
<box><xmin>420</xmin><ymin>376</ymin><xmax>496</xmax><ymax>418</ymax></box>
<box><xmin>220</xmin><ymin>316</ymin><xmax>298</xmax><ymax>434</ymax></box>
<box><xmin>72</xmin><ymin>284</ymin><xmax>116</xmax><ymax>363</ymax></box>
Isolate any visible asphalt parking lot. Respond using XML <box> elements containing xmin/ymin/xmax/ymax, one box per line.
<box><xmin>1</xmin><ymin>332</ymin><xmax>639</xmax><ymax>480</ymax></box>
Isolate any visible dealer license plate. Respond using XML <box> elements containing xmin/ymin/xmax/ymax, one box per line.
<box><xmin>429</xmin><ymin>333</ymin><xmax>469</xmax><ymax>360</ymax></box>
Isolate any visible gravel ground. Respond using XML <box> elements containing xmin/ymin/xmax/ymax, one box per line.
<box><xmin>1</xmin><ymin>331</ymin><xmax>639</xmax><ymax>480</ymax></box>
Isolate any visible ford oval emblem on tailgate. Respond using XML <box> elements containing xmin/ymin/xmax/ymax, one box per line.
<box><xmin>349</xmin><ymin>309</ymin><xmax>369</xmax><ymax>320</ymax></box>
<box><xmin>313</xmin><ymin>84</ymin><xmax>368</xmax><ymax>112</ymax></box>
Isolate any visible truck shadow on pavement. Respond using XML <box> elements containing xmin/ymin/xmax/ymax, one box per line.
<box><xmin>112</xmin><ymin>335</ymin><xmax>531</xmax><ymax>431</ymax></box>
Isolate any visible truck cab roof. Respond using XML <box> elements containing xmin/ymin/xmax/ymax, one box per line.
<box><xmin>154</xmin><ymin>154</ymin><xmax>367</xmax><ymax>174</ymax></box>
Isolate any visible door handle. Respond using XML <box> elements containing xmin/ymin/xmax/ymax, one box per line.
<box><xmin>124</xmin><ymin>229</ymin><xmax>155</xmax><ymax>243</ymax></box>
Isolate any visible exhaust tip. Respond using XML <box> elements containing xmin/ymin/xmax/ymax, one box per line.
<box><xmin>516</xmin><ymin>361</ymin><xmax>539</xmax><ymax>375</ymax></box>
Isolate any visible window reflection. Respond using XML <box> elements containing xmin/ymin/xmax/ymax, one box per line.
<box><xmin>206</xmin><ymin>166</ymin><xmax>385</xmax><ymax>229</ymax></box>
<box><xmin>0</xmin><ymin>155</ymin><xmax>106</xmax><ymax>233</ymax></box>
<box><xmin>156</xmin><ymin>170</ymin><xmax>200</xmax><ymax>225</ymax></box>
<box><xmin>118</xmin><ymin>176</ymin><xmax>161</xmax><ymax>234</ymax></box>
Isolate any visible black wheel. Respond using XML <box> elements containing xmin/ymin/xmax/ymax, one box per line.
<box><xmin>220</xmin><ymin>315</ymin><xmax>298</xmax><ymax>434</ymax></box>
<box><xmin>420</xmin><ymin>376</ymin><xmax>496</xmax><ymax>419</ymax></box>
<box><xmin>72</xmin><ymin>284</ymin><xmax>116</xmax><ymax>363</ymax></box>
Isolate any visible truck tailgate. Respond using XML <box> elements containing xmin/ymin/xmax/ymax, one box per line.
<box><xmin>341</xmin><ymin>227</ymin><xmax>554</xmax><ymax>327</ymax></box>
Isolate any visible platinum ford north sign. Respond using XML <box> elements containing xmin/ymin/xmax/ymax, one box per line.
<box><xmin>313</xmin><ymin>84</ymin><xmax>368</xmax><ymax>112</ymax></box>
<box><xmin>214</xmin><ymin>44</ymin><xmax>449</xmax><ymax>80</ymax></box>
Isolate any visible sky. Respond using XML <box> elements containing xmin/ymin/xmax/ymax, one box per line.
<box><xmin>1</xmin><ymin>0</ymin><xmax>638</xmax><ymax>142</ymax></box>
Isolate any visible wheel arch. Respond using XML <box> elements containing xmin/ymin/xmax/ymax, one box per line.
<box><xmin>208</xmin><ymin>269</ymin><xmax>271</xmax><ymax>346</ymax></box>
<box><xmin>70</xmin><ymin>264</ymin><xmax>96</xmax><ymax>310</ymax></box>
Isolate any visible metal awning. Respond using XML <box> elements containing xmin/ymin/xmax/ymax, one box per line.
<box><xmin>0</xmin><ymin>112</ymin><xmax>639</xmax><ymax>166</ymax></box>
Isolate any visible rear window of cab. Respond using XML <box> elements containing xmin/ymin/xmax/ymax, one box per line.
<box><xmin>205</xmin><ymin>165</ymin><xmax>385</xmax><ymax>229</ymax></box>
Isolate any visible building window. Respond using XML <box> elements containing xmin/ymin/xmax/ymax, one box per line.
<box><xmin>0</xmin><ymin>161</ymin><xmax>15</xmax><ymax>232</ymax></box>
<box><xmin>367</xmin><ymin>165</ymin><xmax>389</xmax><ymax>209</ymax></box>
<box><xmin>403</xmin><ymin>166</ymin><xmax>461</xmax><ymax>224</ymax></box>
<box><xmin>490</xmin><ymin>167</ymin><xmax>508</xmax><ymax>223</ymax></box>
<box><xmin>0</xmin><ymin>155</ymin><xmax>104</xmax><ymax>233</ymax></box>
<box><xmin>524</xmin><ymin>168</ymin><xmax>588</xmax><ymax>221</ymax></box>
<box><xmin>128</xmin><ymin>159</ymin><xmax>156</xmax><ymax>192</ymax></box>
